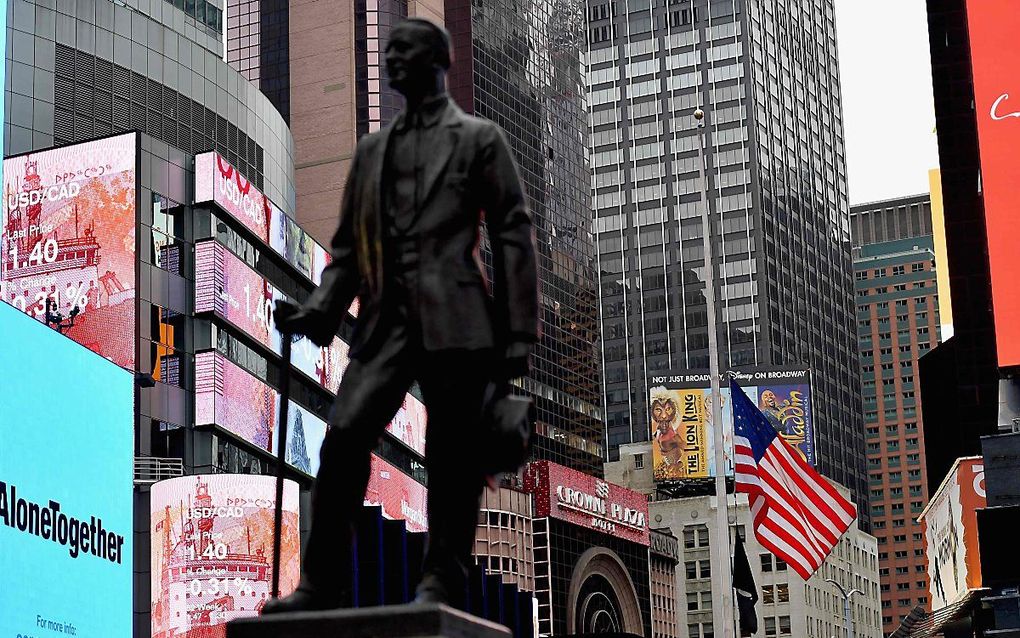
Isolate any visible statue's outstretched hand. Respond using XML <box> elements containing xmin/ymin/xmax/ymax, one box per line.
<box><xmin>274</xmin><ymin>300</ymin><xmax>333</xmax><ymax>347</ymax></box>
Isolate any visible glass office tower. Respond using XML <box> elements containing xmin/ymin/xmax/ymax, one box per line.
<box><xmin>585</xmin><ymin>0</ymin><xmax>865</xmax><ymax>516</ymax></box>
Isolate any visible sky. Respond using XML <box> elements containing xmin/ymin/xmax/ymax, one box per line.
<box><xmin>834</xmin><ymin>0</ymin><xmax>941</xmax><ymax>206</ymax></box>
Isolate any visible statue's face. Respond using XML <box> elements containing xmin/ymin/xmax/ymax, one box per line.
<box><xmin>385</xmin><ymin>23</ymin><xmax>439</xmax><ymax>95</ymax></box>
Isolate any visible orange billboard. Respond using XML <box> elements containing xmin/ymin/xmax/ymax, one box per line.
<box><xmin>919</xmin><ymin>457</ymin><xmax>985</xmax><ymax>610</ymax></box>
<box><xmin>967</xmin><ymin>0</ymin><xmax>1020</xmax><ymax>367</ymax></box>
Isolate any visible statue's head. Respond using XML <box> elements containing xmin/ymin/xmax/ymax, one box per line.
<box><xmin>385</xmin><ymin>18</ymin><xmax>452</xmax><ymax>99</ymax></box>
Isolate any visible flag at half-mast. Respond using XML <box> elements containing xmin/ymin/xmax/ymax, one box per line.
<box><xmin>730</xmin><ymin>380</ymin><xmax>856</xmax><ymax>579</ymax></box>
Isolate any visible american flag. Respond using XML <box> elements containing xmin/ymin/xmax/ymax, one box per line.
<box><xmin>730</xmin><ymin>380</ymin><xmax>856</xmax><ymax>579</ymax></box>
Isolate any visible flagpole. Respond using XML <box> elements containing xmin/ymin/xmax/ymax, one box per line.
<box><xmin>694</xmin><ymin>106</ymin><xmax>735</xmax><ymax>638</ymax></box>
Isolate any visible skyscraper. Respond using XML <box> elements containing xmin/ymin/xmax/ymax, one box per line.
<box><xmin>585</xmin><ymin>0</ymin><xmax>866</xmax><ymax>512</ymax></box>
<box><xmin>851</xmin><ymin>195</ymin><xmax>939</xmax><ymax>633</ymax></box>
<box><xmin>228</xmin><ymin>0</ymin><xmax>603</xmax><ymax>474</ymax></box>
<box><xmin>446</xmin><ymin>0</ymin><xmax>604</xmax><ymax>475</ymax></box>
<box><xmin>226</xmin><ymin>0</ymin><xmax>291</xmax><ymax>122</ymax></box>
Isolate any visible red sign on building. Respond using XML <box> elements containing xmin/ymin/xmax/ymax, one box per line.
<box><xmin>967</xmin><ymin>0</ymin><xmax>1020</xmax><ymax>367</ymax></box>
<box><xmin>524</xmin><ymin>461</ymin><xmax>650</xmax><ymax>546</ymax></box>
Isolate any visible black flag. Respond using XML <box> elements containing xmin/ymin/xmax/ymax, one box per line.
<box><xmin>733</xmin><ymin>533</ymin><xmax>759</xmax><ymax>636</ymax></box>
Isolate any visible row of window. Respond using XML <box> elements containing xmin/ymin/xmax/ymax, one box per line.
<box><xmin>854</xmin><ymin>262</ymin><xmax>933</xmax><ymax>280</ymax></box>
<box><xmin>866</xmin><ymin>423</ymin><xmax>919</xmax><ymax>438</ymax></box>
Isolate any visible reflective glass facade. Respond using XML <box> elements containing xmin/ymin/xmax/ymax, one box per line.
<box><xmin>448</xmin><ymin>0</ymin><xmax>604</xmax><ymax>475</ymax></box>
<box><xmin>585</xmin><ymin>0</ymin><xmax>866</xmax><ymax>516</ymax></box>
<box><xmin>5</xmin><ymin>0</ymin><xmax>295</xmax><ymax>209</ymax></box>
<box><xmin>354</xmin><ymin>0</ymin><xmax>407</xmax><ymax>135</ymax></box>
<box><xmin>226</xmin><ymin>0</ymin><xmax>291</xmax><ymax>122</ymax></box>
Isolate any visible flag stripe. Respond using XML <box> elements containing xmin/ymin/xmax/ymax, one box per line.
<box><xmin>730</xmin><ymin>381</ymin><xmax>858</xmax><ymax>581</ymax></box>
<box><xmin>771</xmin><ymin>441</ymin><xmax>856</xmax><ymax>524</ymax></box>
<box><xmin>758</xmin><ymin>452</ymin><xmax>842</xmax><ymax>546</ymax></box>
<box><xmin>755</xmin><ymin>469</ymin><xmax>830</xmax><ymax>562</ymax></box>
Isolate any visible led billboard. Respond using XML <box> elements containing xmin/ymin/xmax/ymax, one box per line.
<box><xmin>150</xmin><ymin>475</ymin><xmax>300</xmax><ymax>637</ymax></box>
<box><xmin>365</xmin><ymin>455</ymin><xmax>429</xmax><ymax>533</ymax></box>
<box><xmin>524</xmin><ymin>460</ymin><xmax>649</xmax><ymax>546</ymax></box>
<box><xmin>648</xmin><ymin>366</ymin><xmax>814</xmax><ymax>482</ymax></box>
<box><xmin>1</xmin><ymin>133</ymin><xmax>138</xmax><ymax>368</ymax></box>
<box><xmin>273</xmin><ymin>399</ymin><xmax>329</xmax><ymax>477</ymax></box>
<box><xmin>0</xmin><ymin>301</ymin><xmax>133</xmax><ymax>637</ymax></box>
<box><xmin>966</xmin><ymin>0</ymin><xmax>1020</xmax><ymax>367</ymax></box>
<box><xmin>193</xmin><ymin>241</ymin><xmax>424</xmax><ymax>455</ymax></box>
<box><xmin>195</xmin><ymin>240</ymin><xmax>348</xmax><ymax>394</ymax></box>
<box><xmin>194</xmin><ymin>152</ymin><xmax>330</xmax><ymax>286</ymax></box>
<box><xmin>196</xmin><ymin>351</ymin><xmax>277</xmax><ymax>452</ymax></box>
<box><xmin>919</xmin><ymin>456</ymin><xmax>985</xmax><ymax>609</ymax></box>
<box><xmin>194</xmin><ymin>351</ymin><xmax>329</xmax><ymax>476</ymax></box>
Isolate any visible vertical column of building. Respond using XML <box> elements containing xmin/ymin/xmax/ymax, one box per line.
<box><xmin>457</xmin><ymin>0</ymin><xmax>603</xmax><ymax>474</ymax></box>
<box><xmin>850</xmin><ymin>196</ymin><xmax>939</xmax><ymax>633</ymax></box>
<box><xmin>743</xmin><ymin>0</ymin><xmax>866</xmax><ymax>515</ymax></box>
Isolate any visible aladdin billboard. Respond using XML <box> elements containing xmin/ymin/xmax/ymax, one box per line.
<box><xmin>524</xmin><ymin>461</ymin><xmax>649</xmax><ymax>546</ymax></box>
<box><xmin>919</xmin><ymin>456</ymin><xmax>985</xmax><ymax>610</ymax></box>
<box><xmin>966</xmin><ymin>0</ymin><xmax>1020</xmax><ymax>367</ymax></box>
<box><xmin>1</xmin><ymin>133</ymin><xmax>138</xmax><ymax>368</ymax></box>
<box><xmin>150</xmin><ymin>475</ymin><xmax>300</xmax><ymax>637</ymax></box>
<box><xmin>648</xmin><ymin>366</ymin><xmax>814</xmax><ymax>482</ymax></box>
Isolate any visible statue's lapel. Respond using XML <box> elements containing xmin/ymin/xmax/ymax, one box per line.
<box><xmin>370</xmin><ymin>123</ymin><xmax>395</xmax><ymax>225</ymax></box>
<box><xmin>420</xmin><ymin>106</ymin><xmax>462</xmax><ymax>205</ymax></box>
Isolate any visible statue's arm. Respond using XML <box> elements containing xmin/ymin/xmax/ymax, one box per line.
<box><xmin>300</xmin><ymin>147</ymin><xmax>364</xmax><ymax>337</ymax></box>
<box><xmin>479</xmin><ymin>123</ymin><xmax>539</xmax><ymax>346</ymax></box>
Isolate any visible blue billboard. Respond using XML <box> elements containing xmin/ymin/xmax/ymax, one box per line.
<box><xmin>0</xmin><ymin>301</ymin><xmax>134</xmax><ymax>637</ymax></box>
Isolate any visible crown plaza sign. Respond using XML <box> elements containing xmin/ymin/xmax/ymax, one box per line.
<box><xmin>526</xmin><ymin>461</ymin><xmax>650</xmax><ymax>546</ymax></box>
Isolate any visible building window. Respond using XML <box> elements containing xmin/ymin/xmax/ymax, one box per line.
<box><xmin>634</xmin><ymin>453</ymin><xmax>644</xmax><ymax>469</ymax></box>
<box><xmin>762</xmin><ymin>584</ymin><xmax>774</xmax><ymax>604</ymax></box>
<box><xmin>685</xmin><ymin>561</ymin><xmax>697</xmax><ymax>579</ymax></box>
<box><xmin>761</xmin><ymin>554</ymin><xmax>772</xmax><ymax>572</ymax></box>
<box><xmin>699</xmin><ymin>559</ymin><xmax>711</xmax><ymax>578</ymax></box>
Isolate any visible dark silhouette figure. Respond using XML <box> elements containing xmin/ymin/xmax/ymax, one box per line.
<box><xmin>263</xmin><ymin>17</ymin><xmax>538</xmax><ymax>613</ymax></box>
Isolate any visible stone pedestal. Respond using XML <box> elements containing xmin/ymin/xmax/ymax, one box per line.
<box><xmin>226</xmin><ymin>603</ymin><xmax>513</xmax><ymax>638</ymax></box>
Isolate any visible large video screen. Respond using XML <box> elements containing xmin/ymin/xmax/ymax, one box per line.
<box><xmin>194</xmin><ymin>152</ymin><xmax>330</xmax><ymax>286</ymax></box>
<box><xmin>648</xmin><ymin>366</ymin><xmax>814</xmax><ymax>482</ymax></box>
<box><xmin>966</xmin><ymin>0</ymin><xmax>1020</xmax><ymax>367</ymax></box>
<box><xmin>1</xmin><ymin>133</ymin><xmax>138</xmax><ymax>368</ymax></box>
<box><xmin>195</xmin><ymin>240</ymin><xmax>348</xmax><ymax>394</ymax></box>
<box><xmin>0</xmin><ymin>301</ymin><xmax>134</xmax><ymax>636</ymax></box>
<box><xmin>273</xmin><ymin>399</ymin><xmax>329</xmax><ymax>477</ymax></box>
<box><xmin>196</xmin><ymin>351</ymin><xmax>277</xmax><ymax>452</ymax></box>
<box><xmin>194</xmin><ymin>241</ymin><xmax>425</xmax><ymax>455</ymax></box>
<box><xmin>365</xmin><ymin>455</ymin><xmax>428</xmax><ymax>533</ymax></box>
<box><xmin>195</xmin><ymin>351</ymin><xmax>330</xmax><ymax>476</ymax></box>
<box><xmin>150</xmin><ymin>475</ymin><xmax>300</xmax><ymax>637</ymax></box>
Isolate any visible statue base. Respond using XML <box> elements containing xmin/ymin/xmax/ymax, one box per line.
<box><xmin>226</xmin><ymin>603</ymin><xmax>513</xmax><ymax>638</ymax></box>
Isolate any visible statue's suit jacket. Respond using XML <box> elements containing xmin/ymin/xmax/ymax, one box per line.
<box><xmin>302</xmin><ymin>101</ymin><xmax>539</xmax><ymax>357</ymax></box>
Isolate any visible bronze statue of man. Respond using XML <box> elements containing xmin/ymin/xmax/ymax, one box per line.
<box><xmin>265</xmin><ymin>17</ymin><xmax>538</xmax><ymax>612</ymax></box>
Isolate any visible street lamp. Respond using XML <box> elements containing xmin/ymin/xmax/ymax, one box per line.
<box><xmin>825</xmin><ymin>578</ymin><xmax>862</xmax><ymax>638</ymax></box>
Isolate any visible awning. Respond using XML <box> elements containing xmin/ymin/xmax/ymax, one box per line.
<box><xmin>888</xmin><ymin>590</ymin><xmax>987</xmax><ymax>638</ymax></box>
